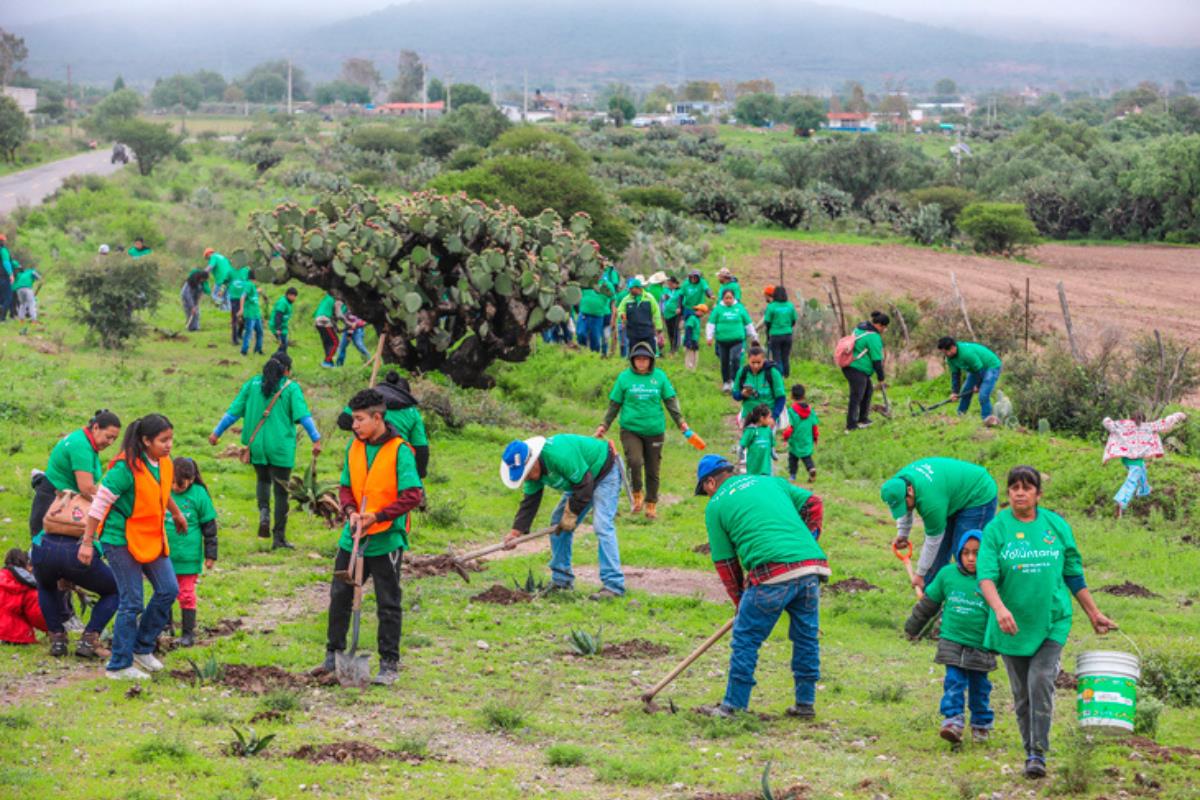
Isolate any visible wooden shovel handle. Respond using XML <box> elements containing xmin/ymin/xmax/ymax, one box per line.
<box><xmin>641</xmin><ymin>617</ymin><xmax>735</xmax><ymax>703</ymax></box>
<box><xmin>455</xmin><ymin>526</ymin><xmax>557</xmax><ymax>563</ymax></box>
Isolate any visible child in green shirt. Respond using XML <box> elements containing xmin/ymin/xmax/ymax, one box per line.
<box><xmin>904</xmin><ymin>531</ymin><xmax>997</xmax><ymax>746</ymax></box>
<box><xmin>165</xmin><ymin>458</ymin><xmax>218</xmax><ymax>648</ymax></box>
<box><xmin>782</xmin><ymin>384</ymin><xmax>819</xmax><ymax>482</ymax></box>
<box><xmin>738</xmin><ymin>404</ymin><xmax>775</xmax><ymax>476</ymax></box>
<box><xmin>683</xmin><ymin>304</ymin><xmax>705</xmax><ymax>370</ymax></box>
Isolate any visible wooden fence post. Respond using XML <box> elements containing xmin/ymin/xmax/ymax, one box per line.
<box><xmin>950</xmin><ymin>272</ymin><xmax>975</xmax><ymax>339</ymax></box>
<box><xmin>831</xmin><ymin>275</ymin><xmax>848</xmax><ymax>337</ymax></box>
<box><xmin>1057</xmin><ymin>281</ymin><xmax>1082</xmax><ymax>363</ymax></box>
<box><xmin>1024</xmin><ymin>276</ymin><xmax>1031</xmax><ymax>352</ymax></box>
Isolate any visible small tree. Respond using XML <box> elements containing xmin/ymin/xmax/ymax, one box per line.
<box><xmin>448</xmin><ymin>83</ymin><xmax>491</xmax><ymax>108</ymax></box>
<box><xmin>959</xmin><ymin>202</ymin><xmax>1039</xmax><ymax>256</ymax></box>
<box><xmin>110</xmin><ymin>119</ymin><xmax>185</xmax><ymax>176</ymax></box>
<box><xmin>780</xmin><ymin>95</ymin><xmax>826</xmax><ymax>134</ymax></box>
<box><xmin>66</xmin><ymin>257</ymin><xmax>161</xmax><ymax>349</ymax></box>
<box><xmin>0</xmin><ymin>95</ymin><xmax>30</xmax><ymax>162</ymax></box>
<box><xmin>149</xmin><ymin>74</ymin><xmax>203</xmax><ymax>111</ymax></box>
<box><xmin>608</xmin><ymin>96</ymin><xmax>636</xmax><ymax>127</ymax></box>
<box><xmin>733</xmin><ymin>93</ymin><xmax>779</xmax><ymax>127</ymax></box>
<box><xmin>84</xmin><ymin>88</ymin><xmax>142</xmax><ymax>138</ymax></box>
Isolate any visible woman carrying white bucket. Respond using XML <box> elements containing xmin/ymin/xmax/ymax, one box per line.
<box><xmin>976</xmin><ymin>465</ymin><xmax>1118</xmax><ymax>780</ymax></box>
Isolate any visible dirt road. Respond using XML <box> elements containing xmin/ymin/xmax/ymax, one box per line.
<box><xmin>750</xmin><ymin>240</ymin><xmax>1200</xmax><ymax>347</ymax></box>
<box><xmin>0</xmin><ymin>151</ymin><xmax>127</xmax><ymax>217</ymax></box>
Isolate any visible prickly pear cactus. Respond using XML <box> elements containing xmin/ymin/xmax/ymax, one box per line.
<box><xmin>246</xmin><ymin>188</ymin><xmax>606</xmax><ymax>387</ymax></box>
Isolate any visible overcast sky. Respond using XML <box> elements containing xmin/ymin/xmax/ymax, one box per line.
<box><xmin>9</xmin><ymin>0</ymin><xmax>1199</xmax><ymax>47</ymax></box>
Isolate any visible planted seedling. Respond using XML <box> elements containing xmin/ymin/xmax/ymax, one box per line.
<box><xmin>229</xmin><ymin>726</ymin><xmax>276</xmax><ymax>758</ymax></box>
<box><xmin>186</xmin><ymin>652</ymin><xmax>225</xmax><ymax>685</ymax></box>
<box><xmin>569</xmin><ymin>627</ymin><xmax>604</xmax><ymax>657</ymax></box>
<box><xmin>514</xmin><ymin>568</ymin><xmax>549</xmax><ymax>597</ymax></box>
<box><xmin>761</xmin><ymin>760</ymin><xmax>775</xmax><ymax>800</ymax></box>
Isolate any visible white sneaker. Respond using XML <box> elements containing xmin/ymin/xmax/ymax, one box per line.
<box><xmin>722</xmin><ymin>382</ymin><xmax>732</xmax><ymax>392</ymax></box>
<box><xmin>106</xmin><ymin>666</ymin><xmax>150</xmax><ymax>681</ymax></box>
<box><xmin>133</xmin><ymin>652</ymin><xmax>164</xmax><ymax>673</ymax></box>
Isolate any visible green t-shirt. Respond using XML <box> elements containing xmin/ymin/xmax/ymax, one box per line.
<box><xmin>717</xmin><ymin>280</ymin><xmax>742</xmax><ymax>302</ymax></box>
<box><xmin>977</xmin><ymin>508</ymin><xmax>1083</xmax><ymax>657</ymax></box>
<box><xmin>609</xmin><ymin>367</ymin><xmax>677</xmax><ymax>437</ymax></box>
<box><xmin>44</xmin><ymin>429</ymin><xmax>101</xmax><ymax>492</ymax></box>
<box><xmin>946</xmin><ymin>341</ymin><xmax>1002</xmax><ymax>375</ymax></box>
<box><xmin>710</xmin><ymin>303</ymin><xmax>752</xmax><ymax>343</ymax></box>
<box><xmin>208</xmin><ymin>253</ymin><xmax>233</xmax><ymax>286</ymax></box>
<box><xmin>387</xmin><ymin>407</ymin><xmax>428</xmax><ymax>447</ymax></box>
<box><xmin>271</xmin><ymin>297</ymin><xmax>293</xmax><ymax>334</ymax></box>
<box><xmin>226</xmin><ymin>268</ymin><xmax>252</xmax><ymax>301</ymax></box>
<box><xmin>784</xmin><ymin>404</ymin><xmax>819</xmax><ymax>459</ymax></box>
<box><xmin>684</xmin><ymin>315</ymin><xmax>701</xmax><ymax>338</ymax></box>
<box><xmin>661</xmin><ymin>287</ymin><xmax>682</xmax><ymax>320</ymax></box>
<box><xmin>924</xmin><ymin>562</ymin><xmax>989</xmax><ymax>650</ymax></box>
<box><xmin>166</xmin><ymin>483</ymin><xmax>217</xmax><ymax>575</ymax></box>
<box><xmin>733</xmin><ymin>364</ymin><xmax>786</xmax><ymax>417</ymax></box>
<box><xmin>128</xmin><ymin>246</ymin><xmax>152</xmax><ymax>259</ymax></box>
<box><xmin>97</xmin><ymin>458</ymin><xmax>162</xmax><ymax>548</ymax></box>
<box><xmin>338</xmin><ymin>437</ymin><xmax>422</xmax><ymax>556</ymax></box>
<box><xmin>890</xmin><ymin>458</ymin><xmax>997</xmax><ymax>538</ymax></box>
<box><xmin>705</xmin><ymin>475</ymin><xmax>826</xmax><ymax>569</ymax></box>
<box><xmin>314</xmin><ymin>293</ymin><xmax>336</xmax><ymax>321</ymax></box>
<box><xmin>579</xmin><ymin>287</ymin><xmax>612</xmax><ymax>317</ymax></box>
<box><xmin>763</xmin><ymin>301</ymin><xmax>797</xmax><ymax>336</ymax></box>
<box><xmin>12</xmin><ymin>269</ymin><xmax>39</xmax><ymax>291</ymax></box>
<box><xmin>680</xmin><ymin>278</ymin><xmax>711</xmax><ymax>308</ymax></box>
<box><xmin>241</xmin><ymin>285</ymin><xmax>263</xmax><ymax>320</ymax></box>
<box><xmin>739</xmin><ymin>426</ymin><xmax>775</xmax><ymax>476</ymax></box>
<box><xmin>523</xmin><ymin>434</ymin><xmax>610</xmax><ymax>497</ymax></box>
<box><xmin>848</xmin><ymin>328</ymin><xmax>885</xmax><ymax>376</ymax></box>
<box><xmin>646</xmin><ymin>284</ymin><xmax>664</xmax><ymax>302</ymax></box>
<box><xmin>225</xmin><ymin>378</ymin><xmax>312</xmax><ymax>469</ymax></box>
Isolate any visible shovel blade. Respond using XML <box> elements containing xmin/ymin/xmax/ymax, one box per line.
<box><xmin>335</xmin><ymin>651</ymin><xmax>372</xmax><ymax>687</ymax></box>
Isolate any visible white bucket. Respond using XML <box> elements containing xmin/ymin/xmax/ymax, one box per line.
<box><xmin>1076</xmin><ymin>650</ymin><xmax>1140</xmax><ymax>732</ymax></box>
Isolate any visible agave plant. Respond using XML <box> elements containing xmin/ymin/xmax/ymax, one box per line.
<box><xmin>186</xmin><ymin>652</ymin><xmax>225</xmax><ymax>685</ymax></box>
<box><xmin>513</xmin><ymin>568</ymin><xmax>549</xmax><ymax>597</ymax></box>
<box><xmin>569</xmin><ymin>627</ymin><xmax>603</xmax><ymax>657</ymax></box>
<box><xmin>761</xmin><ymin>760</ymin><xmax>775</xmax><ymax>800</ymax></box>
<box><xmin>277</xmin><ymin>458</ymin><xmax>343</xmax><ymax>527</ymax></box>
<box><xmin>229</xmin><ymin>726</ymin><xmax>275</xmax><ymax>758</ymax></box>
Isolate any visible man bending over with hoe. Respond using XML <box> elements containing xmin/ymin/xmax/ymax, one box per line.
<box><xmin>312</xmin><ymin>390</ymin><xmax>423</xmax><ymax>687</ymax></box>
<box><xmin>695</xmin><ymin>455</ymin><xmax>828</xmax><ymax>718</ymax></box>
<box><xmin>501</xmin><ymin>434</ymin><xmax>625</xmax><ymax>601</ymax></box>
<box><xmin>937</xmin><ymin>337</ymin><xmax>1003</xmax><ymax>425</ymax></box>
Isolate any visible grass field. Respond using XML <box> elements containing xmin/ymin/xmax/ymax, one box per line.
<box><xmin>0</xmin><ymin>152</ymin><xmax>1197</xmax><ymax>800</ymax></box>
<box><xmin>0</xmin><ymin>126</ymin><xmax>89</xmax><ymax>177</ymax></box>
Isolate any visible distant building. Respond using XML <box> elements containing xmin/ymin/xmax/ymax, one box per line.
<box><xmin>825</xmin><ymin>111</ymin><xmax>875</xmax><ymax>132</ymax></box>
<box><xmin>374</xmin><ymin>101</ymin><xmax>444</xmax><ymax>118</ymax></box>
<box><xmin>2</xmin><ymin>86</ymin><xmax>37</xmax><ymax>116</ymax></box>
<box><xmin>498</xmin><ymin>103</ymin><xmax>556</xmax><ymax>123</ymax></box>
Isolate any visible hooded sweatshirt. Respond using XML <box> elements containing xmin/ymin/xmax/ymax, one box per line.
<box><xmin>904</xmin><ymin>531</ymin><xmax>997</xmax><ymax>672</ymax></box>
<box><xmin>0</xmin><ymin>566</ymin><xmax>46</xmax><ymax>644</ymax></box>
<box><xmin>782</xmin><ymin>402</ymin><xmax>820</xmax><ymax>458</ymax></box>
<box><xmin>337</xmin><ymin>377</ymin><xmax>429</xmax><ymax>477</ymax></box>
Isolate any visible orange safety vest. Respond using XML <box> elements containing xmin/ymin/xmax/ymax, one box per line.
<box><xmin>99</xmin><ymin>454</ymin><xmax>174</xmax><ymax>563</ymax></box>
<box><xmin>348</xmin><ymin>435</ymin><xmax>409</xmax><ymax>536</ymax></box>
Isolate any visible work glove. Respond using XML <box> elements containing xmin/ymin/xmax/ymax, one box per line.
<box><xmin>557</xmin><ymin>506</ymin><xmax>580</xmax><ymax>533</ymax></box>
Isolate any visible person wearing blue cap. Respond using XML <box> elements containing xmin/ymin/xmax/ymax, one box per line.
<box><xmin>500</xmin><ymin>434</ymin><xmax>625</xmax><ymax>601</ymax></box>
<box><xmin>695</xmin><ymin>454</ymin><xmax>829</xmax><ymax>718</ymax></box>
<box><xmin>616</xmin><ymin>278</ymin><xmax>663</xmax><ymax>356</ymax></box>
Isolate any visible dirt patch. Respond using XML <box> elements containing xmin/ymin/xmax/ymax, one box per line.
<box><xmin>1125</xmin><ymin>736</ymin><xmax>1200</xmax><ymax>762</ymax></box>
<box><xmin>249</xmin><ymin>709</ymin><xmax>287</xmax><ymax>724</ymax></box>
<box><xmin>574</xmin><ymin>566</ymin><xmax>728</xmax><ymax>604</ymax></box>
<box><xmin>240</xmin><ymin>581</ymin><xmax>328</xmax><ymax>631</ymax></box>
<box><xmin>693</xmin><ymin>543</ymin><xmax>712</xmax><ymax>555</ymax></box>
<box><xmin>217</xmin><ymin>444</ymin><xmax>247</xmax><ymax>460</ymax></box>
<box><xmin>825</xmin><ymin>578</ymin><xmax>880</xmax><ymax>595</ymax></box>
<box><xmin>601</xmin><ymin>639</ymin><xmax>672</xmax><ymax>659</ymax></box>
<box><xmin>216</xmin><ymin>358</ymin><xmax>237</xmax><ymax>366</ymax></box>
<box><xmin>469</xmin><ymin>584</ymin><xmax>532</xmax><ymax>605</ymax></box>
<box><xmin>203</xmin><ymin>617</ymin><xmax>245</xmax><ymax>637</ymax></box>
<box><xmin>403</xmin><ymin>553</ymin><xmax>483</xmax><ymax>580</ymax></box>
<box><xmin>693</xmin><ymin>786</ymin><xmax>807</xmax><ymax>800</ymax></box>
<box><xmin>168</xmin><ymin>664</ymin><xmax>337</xmax><ymax>694</ymax></box>
<box><xmin>289</xmin><ymin>741</ymin><xmax>433</xmax><ymax>765</ymax></box>
<box><xmin>1055</xmin><ymin>670</ymin><xmax>1078</xmax><ymax>691</ymax></box>
<box><xmin>1097</xmin><ymin>581</ymin><xmax>1161</xmax><ymax>599</ymax></box>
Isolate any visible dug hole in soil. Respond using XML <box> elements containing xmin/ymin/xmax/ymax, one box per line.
<box><xmin>404</xmin><ymin>553</ymin><xmax>484</xmax><ymax>580</ymax></box>
<box><xmin>168</xmin><ymin>664</ymin><xmax>338</xmax><ymax>694</ymax></box>
<box><xmin>566</xmin><ymin>639</ymin><xmax>672</xmax><ymax>660</ymax></box>
<box><xmin>470</xmin><ymin>584</ymin><xmax>532</xmax><ymax>605</ymax></box>
<box><xmin>694</xmin><ymin>783</ymin><xmax>808</xmax><ymax>799</ymax></box>
<box><xmin>825</xmin><ymin>578</ymin><xmax>880</xmax><ymax>595</ymax></box>
<box><xmin>1097</xmin><ymin>581</ymin><xmax>1160</xmax><ymax>599</ymax></box>
<box><xmin>289</xmin><ymin>741</ymin><xmax>438</xmax><ymax>765</ymax></box>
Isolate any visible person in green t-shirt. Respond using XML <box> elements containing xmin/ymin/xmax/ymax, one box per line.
<box><xmin>226</xmin><ymin>266</ymin><xmax>252</xmax><ymax>346</ymax></box>
<box><xmin>904</xmin><ymin>530</ymin><xmax>998</xmax><ymax>746</ymax></box>
<box><xmin>977</xmin><ymin>465</ymin><xmax>1116</xmax><ymax>779</ymax></box>
<box><xmin>880</xmin><ymin>457</ymin><xmax>997</xmax><ymax>593</ymax></box>
<box><xmin>312</xmin><ymin>389</ymin><xmax>424</xmax><ymax>686</ymax></box>
<box><xmin>239</xmin><ymin>281</ymin><xmax>265</xmax><ymax>355</ymax></box>
<box><xmin>12</xmin><ymin>264</ymin><xmax>41</xmax><ymax>323</ymax></box>
<box><xmin>209</xmin><ymin>352</ymin><xmax>322</xmax><ymax>549</ymax></box>
<box><xmin>314</xmin><ymin>293</ymin><xmax>339</xmax><ymax>367</ymax></box>
<box><xmin>501</xmin><ymin>433</ymin><xmax>625</xmax><ymax>600</ymax></box>
<box><xmin>660</xmin><ymin>275</ymin><xmax>684</xmax><ymax>353</ymax></box>
<box><xmin>781</xmin><ymin>384</ymin><xmax>819</xmax><ymax>482</ymax></box>
<box><xmin>204</xmin><ymin>248</ymin><xmax>233</xmax><ymax>310</ymax></box>
<box><xmin>127</xmin><ymin>237</ymin><xmax>152</xmax><ymax>259</ymax></box>
<box><xmin>595</xmin><ymin>341</ymin><xmax>694</xmax><ymax>520</ymax></box>
<box><xmin>683</xmin><ymin>303</ymin><xmax>706</xmax><ymax>370</ymax></box>
<box><xmin>762</xmin><ymin>287</ymin><xmax>798</xmax><ymax>378</ymax></box>
<box><xmin>165</xmin><ymin>458</ymin><xmax>218</xmax><ymax>648</ymax></box>
<box><xmin>270</xmin><ymin>288</ymin><xmax>298</xmax><ymax>350</ymax></box>
<box><xmin>843</xmin><ymin>311</ymin><xmax>889</xmax><ymax>431</ymax></box>
<box><xmin>695</xmin><ymin>455</ymin><xmax>828</xmax><ymax>717</ymax></box>
<box><xmin>937</xmin><ymin>337</ymin><xmax>1003</xmax><ymax>424</ymax></box>
<box><xmin>706</xmin><ymin>289</ymin><xmax>756</xmax><ymax>391</ymax></box>
<box><xmin>738</xmin><ymin>405</ymin><xmax>776</xmax><ymax>476</ymax></box>
<box><xmin>732</xmin><ymin>345</ymin><xmax>786</xmax><ymax>426</ymax></box>
<box><xmin>337</xmin><ymin>371</ymin><xmax>430</xmax><ymax>479</ymax></box>
<box><xmin>716</xmin><ymin>267</ymin><xmax>742</xmax><ymax>302</ymax></box>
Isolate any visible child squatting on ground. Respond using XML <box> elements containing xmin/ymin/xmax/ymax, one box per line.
<box><xmin>0</xmin><ymin>549</ymin><xmax>47</xmax><ymax>645</ymax></box>
<box><xmin>904</xmin><ymin>530</ymin><xmax>997</xmax><ymax>745</ymax></box>
<box><xmin>739</xmin><ymin>404</ymin><xmax>776</xmax><ymax>476</ymax></box>
<box><xmin>781</xmin><ymin>384</ymin><xmax>819</xmax><ymax>482</ymax></box>
<box><xmin>1101</xmin><ymin>411</ymin><xmax>1186</xmax><ymax>517</ymax></box>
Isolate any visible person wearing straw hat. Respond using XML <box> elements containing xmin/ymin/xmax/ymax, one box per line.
<box><xmin>716</xmin><ymin>267</ymin><xmax>741</xmax><ymax>302</ymax></box>
<box><xmin>976</xmin><ymin>465</ymin><xmax>1116</xmax><ymax>780</ymax></box>
<box><xmin>694</xmin><ymin>454</ymin><xmax>828</xmax><ymax>718</ymax></box>
<box><xmin>501</xmin><ymin>434</ymin><xmax>625</xmax><ymax>600</ymax></box>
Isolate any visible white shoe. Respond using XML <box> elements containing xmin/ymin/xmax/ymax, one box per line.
<box><xmin>722</xmin><ymin>382</ymin><xmax>732</xmax><ymax>392</ymax></box>
<box><xmin>107</xmin><ymin>666</ymin><xmax>150</xmax><ymax>681</ymax></box>
<box><xmin>133</xmin><ymin>652</ymin><xmax>164</xmax><ymax>673</ymax></box>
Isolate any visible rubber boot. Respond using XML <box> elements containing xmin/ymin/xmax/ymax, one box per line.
<box><xmin>76</xmin><ymin>630</ymin><xmax>110</xmax><ymax>660</ymax></box>
<box><xmin>644</xmin><ymin>501</ymin><xmax>657</xmax><ymax>520</ymax></box>
<box><xmin>257</xmin><ymin>507</ymin><xmax>271</xmax><ymax>538</ymax></box>
<box><xmin>49</xmin><ymin>631</ymin><xmax>69</xmax><ymax>657</ymax></box>
<box><xmin>178</xmin><ymin>609</ymin><xmax>197</xmax><ymax>648</ymax></box>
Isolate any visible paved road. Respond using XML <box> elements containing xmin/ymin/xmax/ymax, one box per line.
<box><xmin>0</xmin><ymin>150</ymin><xmax>127</xmax><ymax>217</ymax></box>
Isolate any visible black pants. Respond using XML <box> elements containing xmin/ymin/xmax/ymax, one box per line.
<box><xmin>317</xmin><ymin>325</ymin><xmax>339</xmax><ymax>364</ymax></box>
<box><xmin>253</xmin><ymin>464</ymin><xmax>291</xmax><ymax>542</ymax></box>
<box><xmin>31</xmin><ymin>534</ymin><xmax>120</xmax><ymax>634</ymax></box>
<box><xmin>620</xmin><ymin>430</ymin><xmax>664</xmax><ymax>503</ymax></box>
<box><xmin>30</xmin><ymin>477</ymin><xmax>77</xmax><ymax>620</ymax></box>
<box><xmin>842</xmin><ymin>367</ymin><xmax>874</xmax><ymax>430</ymax></box>
<box><xmin>325</xmin><ymin>547</ymin><xmax>403</xmax><ymax>664</ymax></box>
<box><xmin>665</xmin><ymin>316</ymin><xmax>681</xmax><ymax>353</ymax></box>
<box><xmin>716</xmin><ymin>340</ymin><xmax>743</xmax><ymax>384</ymax></box>
<box><xmin>230</xmin><ymin>306</ymin><xmax>244</xmax><ymax>345</ymax></box>
<box><xmin>0</xmin><ymin>280</ymin><xmax>10</xmax><ymax>322</ymax></box>
<box><xmin>787</xmin><ymin>453</ymin><xmax>816</xmax><ymax>479</ymax></box>
<box><xmin>768</xmin><ymin>334</ymin><xmax>793</xmax><ymax>378</ymax></box>
<box><xmin>627</xmin><ymin>331</ymin><xmax>656</xmax><ymax>356</ymax></box>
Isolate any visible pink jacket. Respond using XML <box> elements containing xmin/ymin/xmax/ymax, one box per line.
<box><xmin>1102</xmin><ymin>413</ymin><xmax>1186</xmax><ymax>464</ymax></box>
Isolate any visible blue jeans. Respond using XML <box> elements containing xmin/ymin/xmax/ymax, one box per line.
<box><xmin>716</xmin><ymin>340</ymin><xmax>743</xmax><ymax>384</ymax></box>
<box><xmin>547</xmin><ymin>465</ymin><xmax>624</xmax><ymax>594</ymax></box>
<box><xmin>940</xmin><ymin>664</ymin><xmax>994</xmax><ymax>729</ymax></box>
<box><xmin>577</xmin><ymin>313</ymin><xmax>605</xmax><ymax>353</ymax></box>
<box><xmin>336</xmin><ymin>328</ymin><xmax>369</xmax><ymax>364</ymax></box>
<box><xmin>30</xmin><ymin>533</ymin><xmax>120</xmax><ymax>634</ymax></box>
<box><xmin>618</xmin><ymin>323</ymin><xmax>629</xmax><ymax>357</ymax></box>
<box><xmin>724</xmin><ymin>574</ymin><xmax>821</xmax><ymax>710</ymax></box>
<box><xmin>1114</xmin><ymin>462</ymin><xmax>1150</xmax><ymax>508</ymax></box>
<box><xmin>212</xmin><ymin>285</ymin><xmax>231</xmax><ymax>311</ymax></box>
<box><xmin>275</xmin><ymin>333</ymin><xmax>289</xmax><ymax>351</ymax></box>
<box><xmin>922</xmin><ymin>499</ymin><xmax>997</xmax><ymax>588</ymax></box>
<box><xmin>105</xmin><ymin>545</ymin><xmax>178</xmax><ymax>671</ymax></box>
<box><xmin>241</xmin><ymin>318</ymin><xmax>263</xmax><ymax>354</ymax></box>
<box><xmin>958</xmin><ymin>367</ymin><xmax>1001</xmax><ymax>419</ymax></box>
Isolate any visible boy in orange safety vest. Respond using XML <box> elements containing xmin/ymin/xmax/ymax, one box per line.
<box><xmin>312</xmin><ymin>389</ymin><xmax>423</xmax><ymax>686</ymax></box>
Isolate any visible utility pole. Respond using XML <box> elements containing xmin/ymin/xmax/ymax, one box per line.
<box><xmin>66</xmin><ymin>64</ymin><xmax>74</xmax><ymax>140</ymax></box>
<box><xmin>286</xmin><ymin>60</ymin><xmax>293</xmax><ymax>116</ymax></box>
<box><xmin>446</xmin><ymin>75</ymin><xmax>452</xmax><ymax>114</ymax></box>
<box><xmin>522</xmin><ymin>69</ymin><xmax>528</xmax><ymax>122</ymax></box>
<box><xmin>421</xmin><ymin>64</ymin><xmax>428</xmax><ymax>122</ymax></box>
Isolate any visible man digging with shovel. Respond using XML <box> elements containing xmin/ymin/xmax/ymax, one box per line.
<box><xmin>312</xmin><ymin>390</ymin><xmax>423</xmax><ymax>687</ymax></box>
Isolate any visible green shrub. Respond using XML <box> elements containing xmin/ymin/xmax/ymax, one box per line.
<box><xmin>754</xmin><ymin>188</ymin><xmax>815</xmax><ymax>229</ymax></box>
<box><xmin>491</xmin><ymin>126</ymin><xmax>586</xmax><ymax>167</ymax></box>
<box><xmin>109</xmin><ymin>119</ymin><xmax>185</xmax><ymax>176</ymax></box>
<box><xmin>131</xmin><ymin>737</ymin><xmax>192</xmax><ymax>763</ymax></box>
<box><xmin>1142</xmin><ymin>651</ymin><xmax>1200</xmax><ymax>707</ymax></box>
<box><xmin>893</xmin><ymin>358</ymin><xmax>929</xmax><ymax>386</ymax></box>
<box><xmin>681</xmin><ymin>172</ymin><xmax>743</xmax><ymax>224</ymax></box>
<box><xmin>482</xmin><ymin>701</ymin><xmax>527</xmax><ymax>732</ymax></box>
<box><xmin>546</xmin><ymin>743</ymin><xmax>587</xmax><ymax>767</ymax></box>
<box><xmin>958</xmin><ymin>202</ymin><xmax>1039</xmax><ymax>256</ymax></box>
<box><xmin>1134</xmin><ymin>696</ymin><xmax>1164</xmax><ymax>737</ymax></box>
<box><xmin>868</xmin><ymin>684</ymin><xmax>908</xmax><ymax>704</ymax></box>
<box><xmin>617</xmin><ymin>186</ymin><xmax>686</xmax><ymax>213</ymax></box>
<box><xmin>65</xmin><ymin>257</ymin><xmax>162</xmax><ymax>349</ymax></box>
<box><xmin>347</xmin><ymin>125</ymin><xmax>418</xmax><ymax>154</ymax></box>
<box><xmin>907</xmin><ymin>203</ymin><xmax>951</xmax><ymax>246</ymax></box>
<box><xmin>393</xmin><ymin>735</ymin><xmax>429</xmax><ymax>757</ymax></box>
<box><xmin>907</xmin><ymin>186</ymin><xmax>976</xmax><ymax>226</ymax></box>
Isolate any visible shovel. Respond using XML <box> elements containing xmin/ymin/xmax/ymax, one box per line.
<box><xmin>449</xmin><ymin>525</ymin><xmax>558</xmax><ymax>582</ymax></box>
<box><xmin>910</xmin><ymin>389</ymin><xmax>975</xmax><ymax>416</ymax></box>
<box><xmin>335</xmin><ymin>509</ymin><xmax>372</xmax><ymax>687</ymax></box>
<box><xmin>641</xmin><ymin>617</ymin><xmax>735</xmax><ymax>712</ymax></box>
<box><xmin>892</xmin><ymin>540</ymin><xmax>922</xmax><ymax>599</ymax></box>
<box><xmin>877</xmin><ymin>384</ymin><xmax>893</xmax><ymax>418</ymax></box>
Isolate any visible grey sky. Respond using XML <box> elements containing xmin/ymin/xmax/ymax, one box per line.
<box><xmin>8</xmin><ymin>0</ymin><xmax>1199</xmax><ymax>47</ymax></box>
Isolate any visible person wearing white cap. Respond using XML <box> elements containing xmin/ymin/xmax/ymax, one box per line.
<box><xmin>98</xmin><ymin>244</ymin><xmax>111</xmax><ymax>255</ymax></box>
<box><xmin>500</xmin><ymin>434</ymin><xmax>625</xmax><ymax>600</ymax></box>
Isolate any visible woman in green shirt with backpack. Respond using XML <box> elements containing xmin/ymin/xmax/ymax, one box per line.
<box><xmin>840</xmin><ymin>311</ymin><xmax>888</xmax><ymax>432</ymax></box>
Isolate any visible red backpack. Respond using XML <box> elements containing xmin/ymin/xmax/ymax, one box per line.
<box><xmin>833</xmin><ymin>330</ymin><xmax>868</xmax><ymax>368</ymax></box>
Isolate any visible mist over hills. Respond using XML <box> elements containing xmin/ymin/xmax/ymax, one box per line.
<box><xmin>18</xmin><ymin>0</ymin><xmax>1200</xmax><ymax>90</ymax></box>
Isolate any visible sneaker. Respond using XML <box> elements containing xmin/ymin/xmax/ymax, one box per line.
<box><xmin>257</xmin><ymin>518</ymin><xmax>270</xmax><ymax>539</ymax></box>
<box><xmin>808</xmin><ymin>468</ymin><xmax>817</xmax><ymax>482</ymax></box>
<box><xmin>49</xmin><ymin>631</ymin><xmax>69</xmax><ymax>657</ymax></box>
<box><xmin>310</xmin><ymin>651</ymin><xmax>336</xmax><ymax>676</ymax></box>
<box><xmin>588</xmin><ymin>588</ymin><xmax>623</xmax><ymax>601</ymax></box>
<box><xmin>940</xmin><ymin>721</ymin><xmax>964</xmax><ymax>744</ymax></box>
<box><xmin>785</xmin><ymin>704</ymin><xmax>816</xmax><ymax>719</ymax></box>
<box><xmin>697</xmin><ymin>703</ymin><xmax>738</xmax><ymax>719</ymax></box>
<box><xmin>1024</xmin><ymin>754</ymin><xmax>1047</xmax><ymax>779</ymax></box>
<box><xmin>984</xmin><ymin>415</ymin><xmax>1000</xmax><ymax>427</ymax></box>
<box><xmin>132</xmin><ymin>652</ymin><xmax>164</xmax><ymax>673</ymax></box>
<box><xmin>971</xmin><ymin>727</ymin><xmax>990</xmax><ymax>744</ymax></box>
<box><xmin>372</xmin><ymin>659</ymin><xmax>400</xmax><ymax>686</ymax></box>
<box><xmin>63</xmin><ymin>615</ymin><xmax>85</xmax><ymax>634</ymax></box>
<box><xmin>272</xmin><ymin>540</ymin><xmax>295</xmax><ymax>550</ymax></box>
<box><xmin>858</xmin><ymin>420</ymin><xmax>874</xmax><ymax>428</ymax></box>
<box><xmin>321</xmin><ymin>361</ymin><xmax>335</xmax><ymax>369</ymax></box>
<box><xmin>107</xmin><ymin>666</ymin><xmax>150</xmax><ymax>681</ymax></box>
<box><xmin>722</xmin><ymin>382</ymin><xmax>732</xmax><ymax>393</ymax></box>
